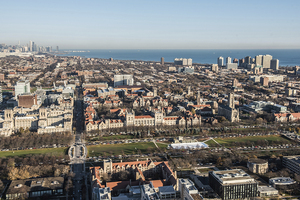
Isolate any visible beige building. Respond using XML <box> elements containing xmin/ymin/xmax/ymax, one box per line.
<box><xmin>0</xmin><ymin>98</ymin><xmax>73</xmax><ymax>135</ymax></box>
<box><xmin>218</xmin><ymin>93</ymin><xmax>239</xmax><ymax>122</ymax></box>
<box><xmin>85</xmin><ymin>106</ymin><xmax>201</xmax><ymax>132</ymax></box>
<box><xmin>247</xmin><ymin>158</ymin><xmax>268</xmax><ymax>174</ymax></box>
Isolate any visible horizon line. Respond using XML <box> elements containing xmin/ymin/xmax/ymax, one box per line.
<box><xmin>59</xmin><ymin>48</ymin><xmax>300</xmax><ymax>50</ymax></box>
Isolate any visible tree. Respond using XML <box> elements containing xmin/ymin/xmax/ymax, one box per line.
<box><xmin>7</xmin><ymin>167</ymin><xmax>19</xmax><ymax>180</ymax></box>
<box><xmin>216</xmin><ymin>157</ymin><xmax>223</xmax><ymax>166</ymax></box>
<box><xmin>256</xmin><ymin>118</ymin><xmax>264</xmax><ymax>124</ymax></box>
<box><xmin>191</xmin><ymin>108</ymin><xmax>196</xmax><ymax>115</ymax></box>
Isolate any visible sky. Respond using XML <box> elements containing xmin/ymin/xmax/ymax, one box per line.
<box><xmin>1</xmin><ymin>0</ymin><xmax>300</xmax><ymax>49</ymax></box>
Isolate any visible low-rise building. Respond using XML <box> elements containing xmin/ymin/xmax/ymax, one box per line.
<box><xmin>5</xmin><ymin>177</ymin><xmax>64</xmax><ymax>200</ymax></box>
<box><xmin>282</xmin><ymin>155</ymin><xmax>300</xmax><ymax>174</ymax></box>
<box><xmin>247</xmin><ymin>159</ymin><xmax>268</xmax><ymax>174</ymax></box>
<box><xmin>257</xmin><ymin>186</ymin><xmax>278</xmax><ymax>197</ymax></box>
<box><xmin>269</xmin><ymin>177</ymin><xmax>296</xmax><ymax>189</ymax></box>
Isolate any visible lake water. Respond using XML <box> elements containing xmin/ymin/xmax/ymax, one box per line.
<box><xmin>59</xmin><ymin>49</ymin><xmax>300</xmax><ymax>66</ymax></box>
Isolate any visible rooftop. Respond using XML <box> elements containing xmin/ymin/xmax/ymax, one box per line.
<box><xmin>6</xmin><ymin>177</ymin><xmax>64</xmax><ymax>195</ymax></box>
<box><xmin>284</xmin><ymin>155</ymin><xmax>300</xmax><ymax>164</ymax></box>
<box><xmin>248</xmin><ymin>158</ymin><xmax>268</xmax><ymax>164</ymax></box>
<box><xmin>211</xmin><ymin>169</ymin><xmax>257</xmax><ymax>185</ymax></box>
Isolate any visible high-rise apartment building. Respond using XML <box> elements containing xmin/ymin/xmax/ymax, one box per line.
<box><xmin>114</xmin><ymin>75</ymin><xmax>134</xmax><ymax>87</ymax></box>
<box><xmin>174</xmin><ymin>58</ymin><xmax>192</xmax><ymax>66</ymax></box>
<box><xmin>255</xmin><ymin>55</ymin><xmax>263</xmax><ymax>65</ymax></box>
<box><xmin>226</xmin><ymin>57</ymin><xmax>232</xmax><ymax>64</ymax></box>
<box><xmin>271</xmin><ymin>59</ymin><xmax>279</xmax><ymax>70</ymax></box>
<box><xmin>262</xmin><ymin>54</ymin><xmax>273</xmax><ymax>68</ymax></box>
<box><xmin>239</xmin><ymin>58</ymin><xmax>245</xmax><ymax>67</ymax></box>
<box><xmin>218</xmin><ymin>56</ymin><xmax>224</xmax><ymax>67</ymax></box>
<box><xmin>15</xmin><ymin>80</ymin><xmax>30</xmax><ymax>98</ymax></box>
<box><xmin>245</xmin><ymin>56</ymin><xmax>251</xmax><ymax>64</ymax></box>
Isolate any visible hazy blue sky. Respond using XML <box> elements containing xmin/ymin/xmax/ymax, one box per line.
<box><xmin>1</xmin><ymin>0</ymin><xmax>300</xmax><ymax>49</ymax></box>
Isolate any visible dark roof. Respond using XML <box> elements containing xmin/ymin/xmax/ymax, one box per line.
<box><xmin>6</xmin><ymin>177</ymin><xmax>64</xmax><ymax>195</ymax></box>
<box><xmin>248</xmin><ymin>158</ymin><xmax>268</xmax><ymax>164</ymax></box>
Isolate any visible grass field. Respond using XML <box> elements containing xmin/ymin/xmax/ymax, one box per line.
<box><xmin>204</xmin><ymin>135</ymin><xmax>294</xmax><ymax>148</ymax></box>
<box><xmin>0</xmin><ymin>147</ymin><xmax>68</xmax><ymax>158</ymax></box>
<box><xmin>87</xmin><ymin>142</ymin><xmax>168</xmax><ymax>157</ymax></box>
<box><xmin>205</xmin><ymin>139</ymin><xmax>220</xmax><ymax>147</ymax></box>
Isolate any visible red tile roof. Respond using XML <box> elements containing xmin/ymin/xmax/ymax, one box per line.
<box><xmin>135</xmin><ymin>115</ymin><xmax>153</xmax><ymax>119</ymax></box>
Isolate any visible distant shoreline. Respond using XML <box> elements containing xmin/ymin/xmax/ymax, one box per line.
<box><xmin>53</xmin><ymin>49</ymin><xmax>300</xmax><ymax>66</ymax></box>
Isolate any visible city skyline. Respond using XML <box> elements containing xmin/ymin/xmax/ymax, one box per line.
<box><xmin>1</xmin><ymin>0</ymin><xmax>300</xmax><ymax>49</ymax></box>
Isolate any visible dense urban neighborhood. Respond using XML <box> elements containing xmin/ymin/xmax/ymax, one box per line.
<box><xmin>1</xmin><ymin>44</ymin><xmax>300</xmax><ymax>200</ymax></box>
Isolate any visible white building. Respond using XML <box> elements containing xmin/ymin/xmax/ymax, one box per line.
<box><xmin>218</xmin><ymin>56</ymin><xmax>224</xmax><ymax>67</ymax></box>
<box><xmin>226</xmin><ymin>57</ymin><xmax>231</xmax><ymax>64</ymax></box>
<box><xmin>255</xmin><ymin>55</ymin><xmax>263</xmax><ymax>65</ymax></box>
<box><xmin>262</xmin><ymin>54</ymin><xmax>273</xmax><ymax>68</ymax></box>
<box><xmin>226</xmin><ymin>63</ymin><xmax>238</xmax><ymax>70</ymax></box>
<box><xmin>174</xmin><ymin>58</ymin><xmax>192</xmax><ymax>66</ymax></box>
<box><xmin>114</xmin><ymin>75</ymin><xmax>134</xmax><ymax>87</ymax></box>
<box><xmin>271</xmin><ymin>59</ymin><xmax>279</xmax><ymax>70</ymax></box>
<box><xmin>15</xmin><ymin>80</ymin><xmax>30</xmax><ymax>98</ymax></box>
<box><xmin>179</xmin><ymin>179</ymin><xmax>202</xmax><ymax>200</ymax></box>
<box><xmin>249</xmin><ymin>75</ymin><xmax>285</xmax><ymax>83</ymax></box>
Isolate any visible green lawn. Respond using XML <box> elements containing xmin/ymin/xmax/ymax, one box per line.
<box><xmin>0</xmin><ymin>147</ymin><xmax>68</xmax><ymax>158</ymax></box>
<box><xmin>205</xmin><ymin>135</ymin><xmax>294</xmax><ymax>148</ymax></box>
<box><xmin>204</xmin><ymin>139</ymin><xmax>220</xmax><ymax>147</ymax></box>
<box><xmin>87</xmin><ymin>142</ymin><xmax>167</xmax><ymax>157</ymax></box>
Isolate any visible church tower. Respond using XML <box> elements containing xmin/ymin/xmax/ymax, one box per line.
<box><xmin>197</xmin><ymin>91</ymin><xmax>201</xmax><ymax>105</ymax></box>
<box><xmin>4</xmin><ymin>109</ymin><xmax>13</xmax><ymax>121</ymax></box>
<box><xmin>153</xmin><ymin>87</ymin><xmax>157</xmax><ymax>97</ymax></box>
<box><xmin>228</xmin><ymin>93</ymin><xmax>235</xmax><ymax>108</ymax></box>
<box><xmin>38</xmin><ymin>107</ymin><xmax>47</xmax><ymax>127</ymax></box>
<box><xmin>125</xmin><ymin>110</ymin><xmax>135</xmax><ymax>126</ymax></box>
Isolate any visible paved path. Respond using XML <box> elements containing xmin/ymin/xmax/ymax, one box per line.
<box><xmin>69</xmin><ymin>133</ymin><xmax>88</xmax><ymax>200</ymax></box>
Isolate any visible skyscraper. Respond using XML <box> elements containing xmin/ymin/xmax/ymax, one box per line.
<box><xmin>226</xmin><ymin>57</ymin><xmax>232</xmax><ymax>64</ymax></box>
<box><xmin>262</xmin><ymin>54</ymin><xmax>273</xmax><ymax>69</ymax></box>
<box><xmin>29</xmin><ymin>40</ymin><xmax>33</xmax><ymax>52</ymax></box>
<box><xmin>56</xmin><ymin>46</ymin><xmax>59</xmax><ymax>52</ymax></box>
<box><xmin>271</xmin><ymin>59</ymin><xmax>279</xmax><ymax>70</ymax></box>
<box><xmin>218</xmin><ymin>56</ymin><xmax>224</xmax><ymax>67</ymax></box>
<box><xmin>161</xmin><ymin>57</ymin><xmax>164</xmax><ymax>65</ymax></box>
